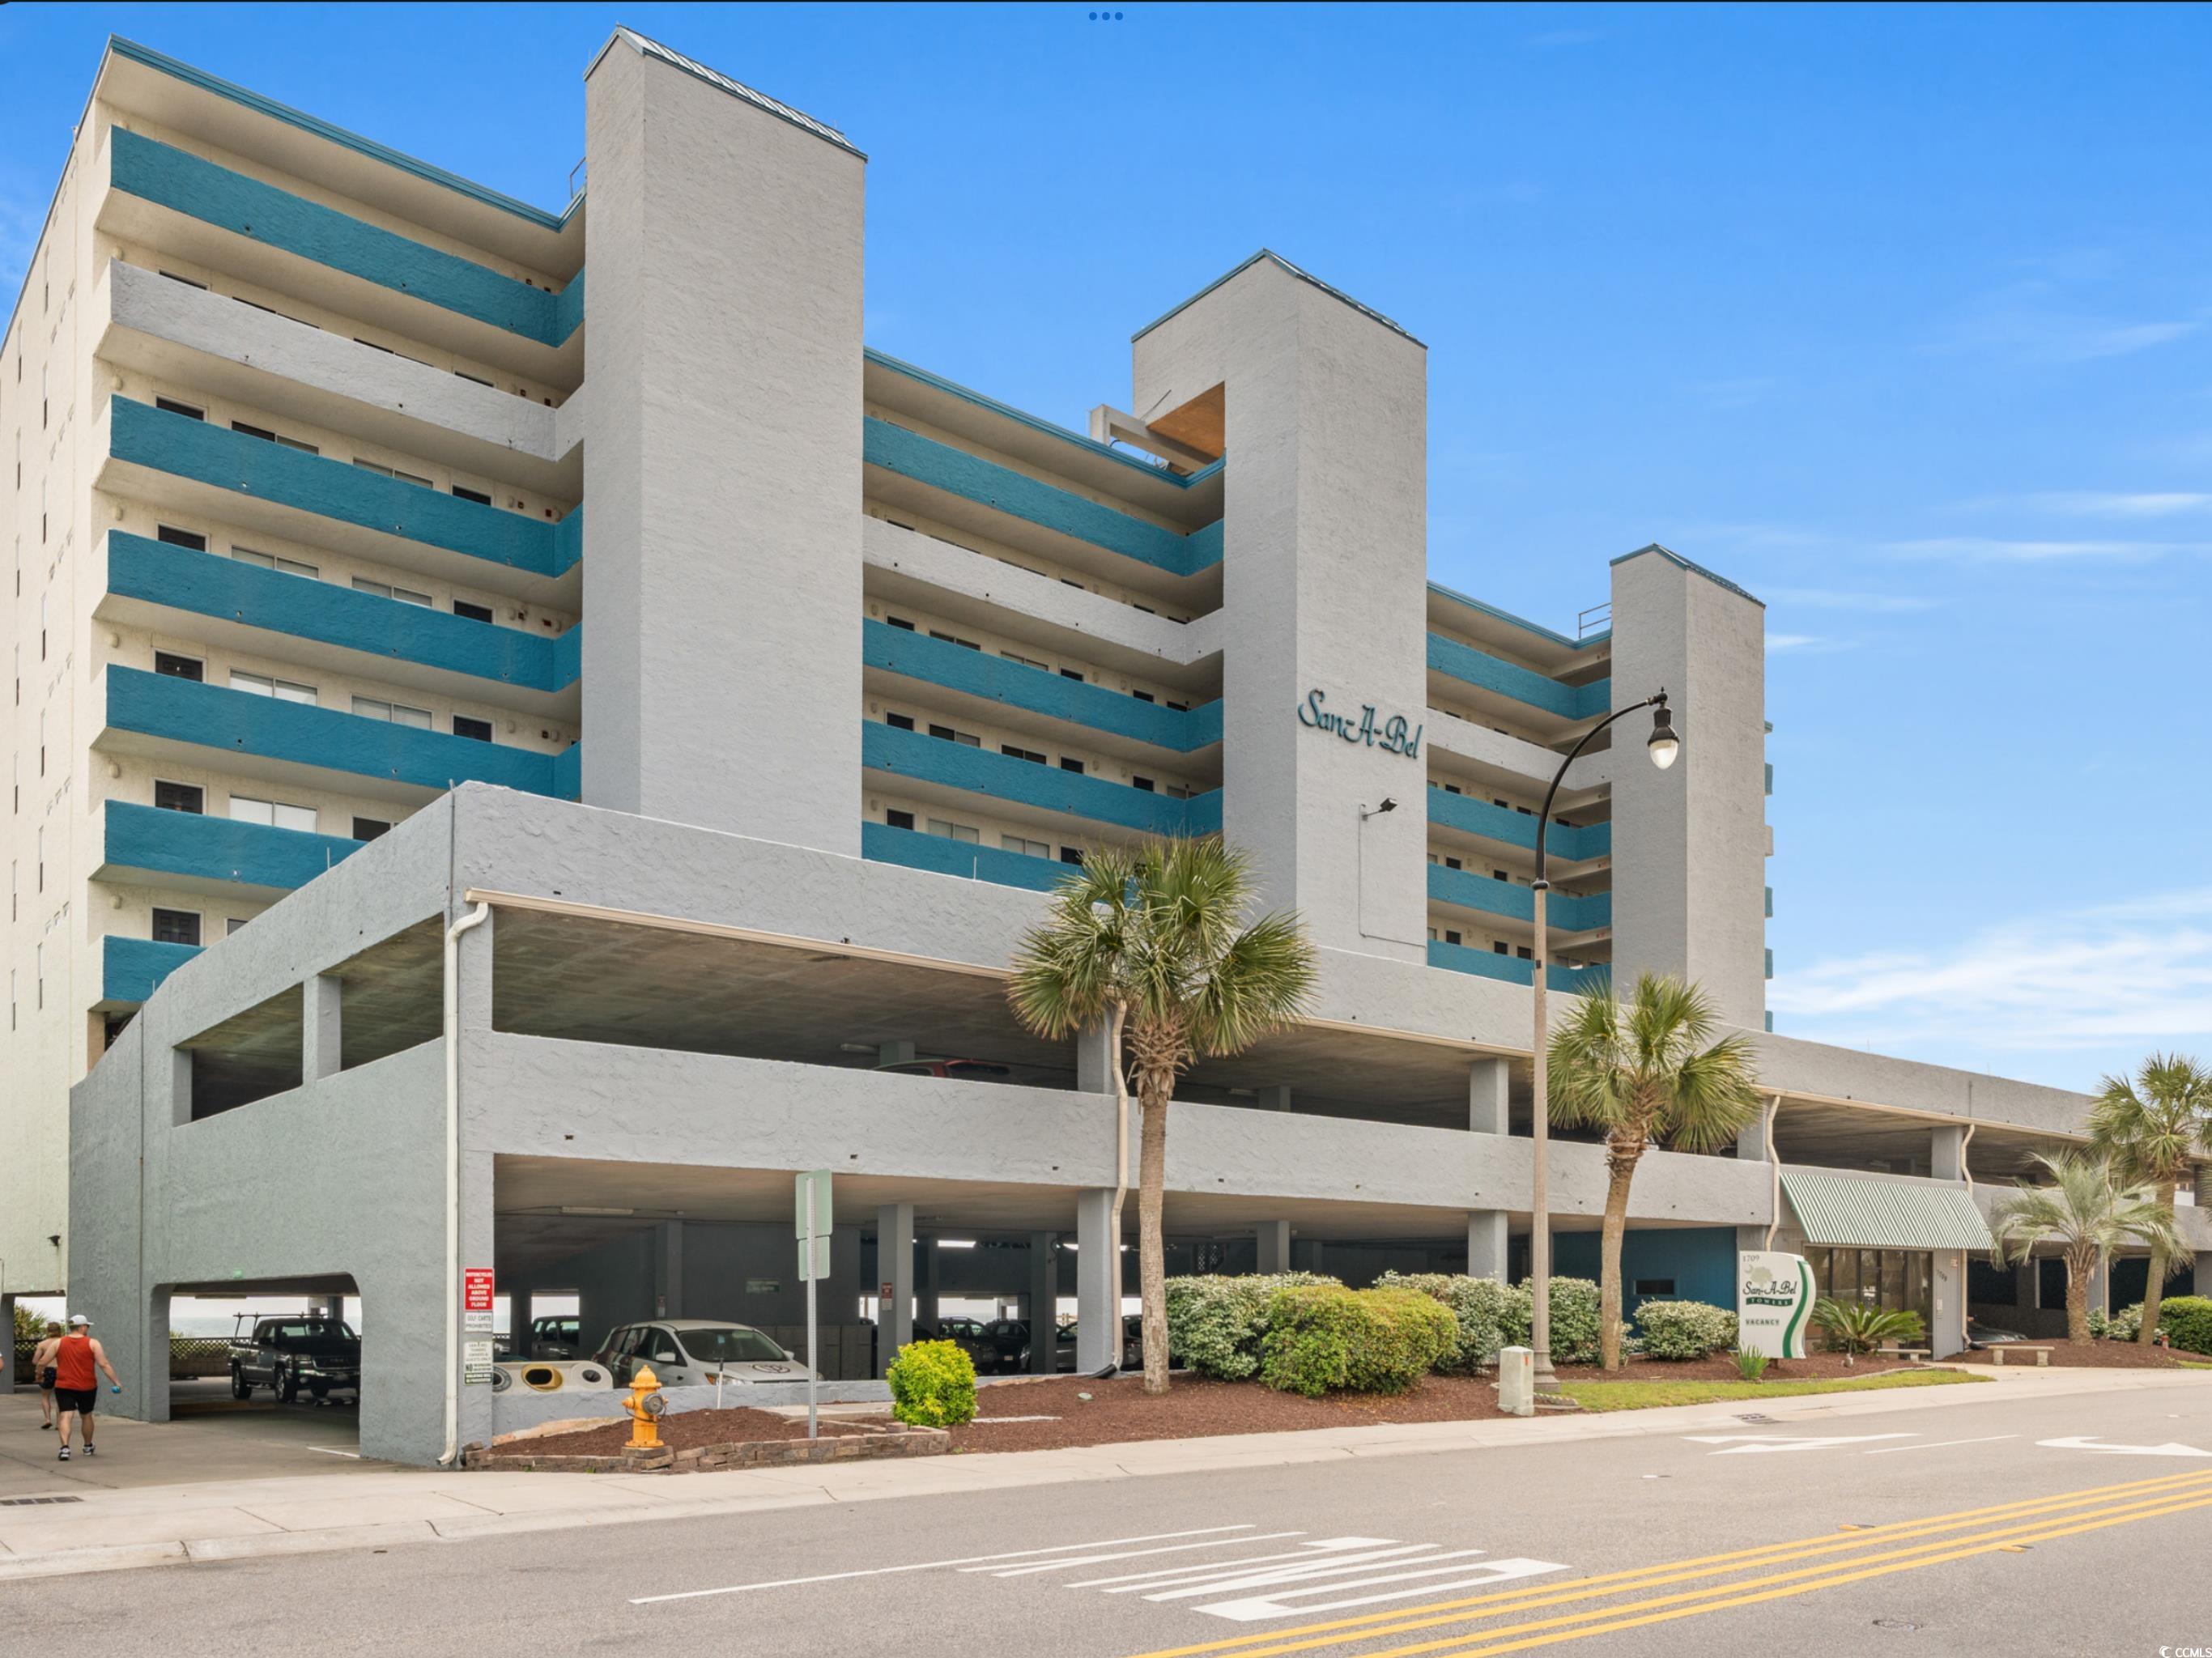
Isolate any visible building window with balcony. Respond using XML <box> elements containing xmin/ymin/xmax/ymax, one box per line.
<box><xmin>453</xmin><ymin>600</ymin><xmax>495</xmax><ymax>623</ymax></box>
<box><xmin>232</xmin><ymin>546</ymin><xmax>320</xmax><ymax>578</ymax></box>
<box><xmin>154</xmin><ymin>652</ymin><xmax>204</xmax><ymax>682</ymax></box>
<box><xmin>1002</xmin><ymin>835</ymin><xmax>1050</xmax><ymax>860</ymax></box>
<box><xmin>886</xmin><ymin>712</ymin><xmax>916</xmax><ymax>731</ymax></box>
<box><xmin>154</xmin><ymin>397</ymin><xmax>204</xmax><ymax>420</ymax></box>
<box><xmin>1132</xmin><ymin>776</ymin><xmax>1156</xmax><ymax>793</ymax></box>
<box><xmin>352</xmin><ymin>817</ymin><xmax>391</xmax><ymax>842</ymax></box>
<box><xmin>234</xmin><ymin>671</ymin><xmax>317</xmax><ymax>704</ymax></box>
<box><xmin>153</xmin><ymin>780</ymin><xmax>204</xmax><ymax>814</ymax></box>
<box><xmin>351</xmin><ymin>696</ymin><xmax>430</xmax><ymax>727</ymax></box>
<box><xmin>885</xmin><ymin>810</ymin><xmax>916</xmax><ymax>831</ymax></box>
<box><xmin>886</xmin><ymin>615</ymin><xmax>917</xmax><ymax>631</ymax></box>
<box><xmin>156</xmin><ymin>525</ymin><xmax>208</xmax><ymax>551</ymax></box>
<box><xmin>229</xmin><ymin>795</ymin><xmax>317</xmax><ymax>833</ymax></box>
<box><xmin>1059</xmin><ymin>758</ymin><xmax>1085</xmax><ymax>775</ymax></box>
<box><xmin>352</xmin><ymin>458</ymin><xmax>433</xmax><ymax>487</ymax></box>
<box><xmin>354</xmin><ymin>577</ymin><xmax>433</xmax><ymax>606</ymax></box>
<box><xmin>1059</xmin><ymin>846</ymin><xmax>1083</xmax><ymax>865</ymax></box>
<box><xmin>929</xmin><ymin>630</ymin><xmax>981</xmax><ymax>652</ymax></box>
<box><xmin>453</xmin><ymin>716</ymin><xmax>494</xmax><ymax>743</ymax></box>
<box><xmin>926</xmin><ymin>819</ymin><xmax>979</xmax><ymax>843</ymax></box>
<box><xmin>231</xmin><ymin>421</ymin><xmax>317</xmax><ymax>454</ymax></box>
<box><xmin>452</xmin><ymin>484</ymin><xmax>492</xmax><ymax>506</ymax></box>
<box><xmin>1001</xmin><ymin>745</ymin><xmax>1046</xmax><ymax>765</ymax></box>
<box><xmin>926</xmin><ymin>724</ymin><xmax>980</xmax><ymax>747</ymax></box>
<box><xmin>1001</xmin><ymin>650</ymin><xmax>1049</xmax><ymax>671</ymax></box>
<box><xmin>226</xmin><ymin>917</ymin><xmax>250</xmax><ymax>937</ymax></box>
<box><xmin>151</xmin><ymin>908</ymin><xmax>202</xmax><ymax>947</ymax></box>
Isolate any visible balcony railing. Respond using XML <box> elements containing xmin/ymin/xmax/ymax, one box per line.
<box><xmin>1427</xmin><ymin>632</ymin><xmax>1609</xmax><ymax>721</ymax></box>
<box><xmin>100</xmin><ymin>800</ymin><xmax>364</xmax><ymax>894</ymax></box>
<box><xmin>100</xmin><ymin>934</ymin><xmax>203</xmax><ymax>1005</ymax></box>
<box><xmin>862</xmin><ymin>721</ymin><xmax>1217</xmax><ymax>836</ymax></box>
<box><xmin>860</xmin><ymin>820</ymin><xmax>1070</xmax><ymax>892</ymax></box>
<box><xmin>1428</xmin><ymin>938</ymin><xmax>1607</xmax><ymax>996</ymax></box>
<box><xmin>1427</xmin><ymin>784</ymin><xmax>1609</xmax><ymax>862</ymax></box>
<box><xmin>1428</xmin><ymin>864</ymin><xmax>1610</xmax><ymax>932</ymax></box>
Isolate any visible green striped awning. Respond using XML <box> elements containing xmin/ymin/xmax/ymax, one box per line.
<box><xmin>1780</xmin><ymin>1171</ymin><xmax>1995</xmax><ymax>1252</ymax></box>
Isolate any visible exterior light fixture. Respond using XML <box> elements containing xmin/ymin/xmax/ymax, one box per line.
<box><xmin>1647</xmin><ymin>699</ymin><xmax>1679</xmax><ymax>769</ymax></box>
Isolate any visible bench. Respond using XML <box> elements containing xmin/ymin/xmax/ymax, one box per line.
<box><xmin>1989</xmin><ymin>1345</ymin><xmax>2055</xmax><ymax>1367</ymax></box>
<box><xmin>1875</xmin><ymin>1346</ymin><xmax>1931</xmax><ymax>1362</ymax></box>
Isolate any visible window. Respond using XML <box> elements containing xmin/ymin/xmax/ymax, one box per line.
<box><xmin>154</xmin><ymin>780</ymin><xmax>204</xmax><ymax>814</ymax></box>
<box><xmin>155</xmin><ymin>397</ymin><xmax>204</xmax><ymax>420</ymax></box>
<box><xmin>926</xmin><ymin>724</ymin><xmax>980</xmax><ymax>748</ymax></box>
<box><xmin>1059</xmin><ymin>668</ymin><xmax>1085</xmax><ymax>682</ymax></box>
<box><xmin>1000</xmin><ymin>650</ymin><xmax>1049</xmax><ymax>671</ymax></box>
<box><xmin>1442</xmin><ymin>783</ymin><xmax>1462</xmax><ymax>796</ymax></box>
<box><xmin>1058</xmin><ymin>846</ymin><xmax>1083</xmax><ymax>865</ymax></box>
<box><xmin>453</xmin><ymin>599</ymin><xmax>494</xmax><ymax>623</ymax></box>
<box><xmin>1167</xmin><ymin>699</ymin><xmax>1189</xmax><ymax>712</ymax></box>
<box><xmin>1516</xmin><ymin>946</ymin><xmax>1533</xmax><ymax>960</ymax></box>
<box><xmin>159</xmin><ymin>270</ymin><xmax>209</xmax><ymax>290</ymax></box>
<box><xmin>1494</xmin><ymin>869</ymin><xmax>1509</xmax><ymax>883</ymax></box>
<box><xmin>226</xmin><ymin>917</ymin><xmax>250</xmax><ymax>937</ymax></box>
<box><xmin>1494</xmin><ymin>942</ymin><xmax>1510</xmax><ymax>955</ymax></box>
<box><xmin>451</xmin><ymin>484</ymin><xmax>491</xmax><ymax>506</ymax></box>
<box><xmin>925</xmin><ymin>819</ymin><xmax>979</xmax><ymax>844</ymax></box>
<box><xmin>454</xmin><ymin>370</ymin><xmax>493</xmax><ymax>388</ymax></box>
<box><xmin>229</xmin><ymin>795</ymin><xmax>317</xmax><ymax>833</ymax></box>
<box><xmin>352</xmin><ymin>817</ymin><xmax>391</xmax><ymax>842</ymax></box>
<box><xmin>1131</xmin><ymin>776</ymin><xmax>1156</xmax><ymax>793</ymax></box>
<box><xmin>151</xmin><ymin>908</ymin><xmax>202</xmax><ymax>946</ymax></box>
<box><xmin>351</xmin><ymin>696</ymin><xmax>430</xmax><ymax>727</ymax></box>
<box><xmin>231</xmin><ymin>421</ymin><xmax>276</xmax><ymax>442</ymax></box>
<box><xmin>884</xmin><ymin>809</ymin><xmax>915</xmax><ymax>831</ymax></box>
<box><xmin>453</xmin><ymin>715</ymin><xmax>494</xmax><ymax>742</ymax></box>
<box><xmin>929</xmin><ymin>629</ymin><xmax>981</xmax><ymax>652</ymax></box>
<box><xmin>1001</xmin><ymin>745</ymin><xmax>1046</xmax><ymax>765</ymax></box>
<box><xmin>352</xmin><ymin>458</ymin><xmax>433</xmax><ymax>487</ymax></box>
<box><xmin>233</xmin><ymin>671</ymin><xmax>317</xmax><ymax>704</ymax></box>
<box><xmin>353</xmin><ymin>577</ymin><xmax>433</xmax><ymax>606</ymax></box>
<box><xmin>156</xmin><ymin>525</ymin><xmax>209</xmax><ymax>551</ymax></box>
<box><xmin>885</xmin><ymin>616</ymin><xmax>917</xmax><ymax>632</ymax></box>
<box><xmin>1166</xmin><ymin>784</ymin><xmax>1192</xmax><ymax>801</ymax></box>
<box><xmin>154</xmin><ymin>652</ymin><xmax>204</xmax><ymax>682</ymax></box>
<box><xmin>232</xmin><ymin>546</ymin><xmax>318</xmax><ymax>578</ymax></box>
<box><xmin>1633</xmin><ymin>1279</ymin><xmax>1678</xmax><ymax>1299</ymax></box>
<box><xmin>1441</xmin><ymin>929</ymin><xmax>1462</xmax><ymax>946</ymax></box>
<box><xmin>1059</xmin><ymin>757</ymin><xmax>1085</xmax><ymax>775</ymax></box>
<box><xmin>885</xmin><ymin>712</ymin><xmax>916</xmax><ymax>732</ymax></box>
<box><xmin>1131</xmin><ymin>689</ymin><xmax>1155</xmax><ymax>704</ymax></box>
<box><xmin>1002</xmin><ymin>835</ymin><xmax>1051</xmax><ymax>860</ymax></box>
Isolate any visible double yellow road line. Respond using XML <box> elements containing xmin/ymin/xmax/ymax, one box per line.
<box><xmin>1121</xmin><ymin>1468</ymin><xmax>2212</xmax><ymax>1658</ymax></box>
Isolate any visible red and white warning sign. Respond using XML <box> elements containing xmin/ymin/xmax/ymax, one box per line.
<box><xmin>463</xmin><ymin>1268</ymin><xmax>496</xmax><ymax>1312</ymax></box>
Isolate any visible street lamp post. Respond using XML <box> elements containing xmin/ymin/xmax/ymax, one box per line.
<box><xmin>1528</xmin><ymin>691</ymin><xmax>1678</xmax><ymax>1390</ymax></box>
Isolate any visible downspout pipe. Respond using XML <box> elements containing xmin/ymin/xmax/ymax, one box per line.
<box><xmin>1762</xmin><ymin>1092</ymin><xmax>1784</xmax><ymax>1252</ymax></box>
<box><xmin>437</xmin><ymin>900</ymin><xmax>491</xmax><ymax>1468</ymax></box>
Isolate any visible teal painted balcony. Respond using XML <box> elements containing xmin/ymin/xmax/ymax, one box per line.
<box><xmin>861</xmin><ymin>820</ymin><xmax>1070</xmax><ymax>893</ymax></box>
<box><xmin>1428</xmin><ymin>865</ymin><xmax>1610</xmax><ymax>933</ymax></box>
<box><xmin>101</xmin><ymin>800</ymin><xmax>362</xmax><ymax>895</ymax></box>
<box><xmin>101</xmin><ymin>935</ymin><xmax>203</xmax><ymax>1005</ymax></box>
<box><xmin>863</xmin><ymin>418</ymin><xmax>1222</xmax><ymax>578</ymax></box>
<box><xmin>862</xmin><ymin>721</ymin><xmax>1215</xmax><ymax>836</ymax></box>
<box><xmin>106</xmin><ymin>534</ymin><xmax>580</xmax><ymax>695</ymax></box>
<box><xmin>108</xmin><ymin>129</ymin><xmax>582</xmax><ymax>346</ymax></box>
<box><xmin>1428</xmin><ymin>939</ymin><xmax>1607</xmax><ymax>996</ymax></box>
<box><xmin>1427</xmin><ymin>784</ymin><xmax>1610</xmax><ymax>863</ymax></box>
<box><xmin>104</xmin><ymin>399</ymin><xmax>580</xmax><ymax>578</ymax></box>
<box><xmin>1427</xmin><ymin>633</ymin><xmax>1609</xmax><ymax>721</ymax></box>
<box><xmin>101</xmin><ymin>666</ymin><xmax>576</xmax><ymax>800</ymax></box>
<box><xmin>865</xmin><ymin>620</ymin><xmax>1220</xmax><ymax>751</ymax></box>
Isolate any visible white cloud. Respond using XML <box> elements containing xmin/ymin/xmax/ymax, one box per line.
<box><xmin>1771</xmin><ymin>888</ymin><xmax>2212</xmax><ymax>1059</ymax></box>
<box><xmin>1886</xmin><ymin>536</ymin><xmax>2193</xmax><ymax>563</ymax></box>
<box><xmin>1764</xmin><ymin>633</ymin><xmax>1857</xmax><ymax>655</ymax></box>
<box><xmin>1763</xmin><ymin>586</ymin><xmax>1940</xmax><ymax>614</ymax></box>
<box><xmin>2014</xmin><ymin>491</ymin><xmax>2212</xmax><ymax>518</ymax></box>
<box><xmin>1931</xmin><ymin>282</ymin><xmax>2199</xmax><ymax>365</ymax></box>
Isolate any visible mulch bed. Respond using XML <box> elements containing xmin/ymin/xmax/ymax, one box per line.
<box><xmin>1951</xmin><ymin>1341</ymin><xmax>2206</xmax><ymax>1370</ymax></box>
<box><xmin>863</xmin><ymin>1356</ymin><xmax>1919</xmax><ymax>1456</ymax></box>
<box><xmin>474</xmin><ymin>1406</ymin><xmax>878</xmax><ymax>1461</ymax></box>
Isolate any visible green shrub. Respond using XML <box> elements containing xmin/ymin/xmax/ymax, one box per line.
<box><xmin>887</xmin><ymin>1338</ymin><xmax>976</xmax><ymax>1426</ymax></box>
<box><xmin>1374</xmin><ymin>1273</ymin><xmax>1517</xmax><ymax>1371</ymax></box>
<box><xmin>1258</xmin><ymin>1284</ymin><xmax>1460</xmax><ymax>1397</ymax></box>
<box><xmin>2161</xmin><ymin>1296</ymin><xmax>2212</xmax><ymax>1356</ymax></box>
<box><xmin>2102</xmin><ymin>1303</ymin><xmax>2144</xmax><ymax>1343</ymax></box>
<box><xmin>1734</xmin><ymin>1346</ymin><xmax>1772</xmax><ymax>1381</ymax></box>
<box><xmin>1526</xmin><ymin>1277</ymin><xmax>1606</xmax><ymax>1367</ymax></box>
<box><xmin>1811</xmin><ymin>1299</ymin><xmax>1925</xmax><ymax>1354</ymax></box>
<box><xmin>1164</xmin><ymin>1273</ymin><xmax>1338</xmax><ymax>1380</ymax></box>
<box><xmin>1635</xmin><ymin>1300</ymin><xmax>1740</xmax><ymax>1361</ymax></box>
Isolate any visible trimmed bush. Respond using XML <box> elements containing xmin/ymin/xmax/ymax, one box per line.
<box><xmin>887</xmin><ymin>1338</ymin><xmax>976</xmax><ymax>1426</ymax></box>
<box><xmin>2161</xmin><ymin>1295</ymin><xmax>2212</xmax><ymax>1356</ymax></box>
<box><xmin>1164</xmin><ymin>1273</ymin><xmax>1338</xmax><ymax>1380</ymax></box>
<box><xmin>1635</xmin><ymin>1300</ymin><xmax>1739</xmax><ymax>1361</ymax></box>
<box><xmin>1374</xmin><ymin>1273</ymin><xmax>1517</xmax><ymax>1371</ymax></box>
<box><xmin>1259</xmin><ymin>1284</ymin><xmax>1459</xmax><ymax>1397</ymax></box>
<box><xmin>1523</xmin><ymin>1277</ymin><xmax>1606</xmax><ymax>1367</ymax></box>
<box><xmin>2100</xmin><ymin>1303</ymin><xmax>2144</xmax><ymax>1343</ymax></box>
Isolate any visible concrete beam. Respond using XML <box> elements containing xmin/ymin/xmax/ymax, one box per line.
<box><xmin>304</xmin><ymin>974</ymin><xmax>343</xmax><ymax>1084</ymax></box>
<box><xmin>875</xmin><ymin>1203</ymin><xmax>913</xmax><ymax>1375</ymax></box>
<box><xmin>1075</xmin><ymin>1188</ymin><xmax>1118</xmax><ymax>1375</ymax></box>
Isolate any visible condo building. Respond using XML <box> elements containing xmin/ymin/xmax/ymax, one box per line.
<box><xmin>2</xmin><ymin>32</ymin><xmax>2203</xmax><ymax>1462</ymax></box>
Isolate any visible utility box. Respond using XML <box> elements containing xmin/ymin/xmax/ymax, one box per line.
<box><xmin>1498</xmin><ymin>1346</ymin><xmax>1534</xmax><ymax>1417</ymax></box>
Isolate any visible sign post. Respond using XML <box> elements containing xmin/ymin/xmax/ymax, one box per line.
<box><xmin>1737</xmin><ymin>1251</ymin><xmax>1814</xmax><ymax>1360</ymax></box>
<box><xmin>796</xmin><ymin>1170</ymin><xmax>833</xmax><ymax>1439</ymax></box>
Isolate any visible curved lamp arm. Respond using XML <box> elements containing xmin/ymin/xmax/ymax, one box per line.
<box><xmin>1533</xmin><ymin>691</ymin><xmax>1670</xmax><ymax>891</ymax></box>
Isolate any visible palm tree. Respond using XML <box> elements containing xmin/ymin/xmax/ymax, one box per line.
<box><xmin>1989</xmin><ymin>1150</ymin><xmax>2184</xmax><ymax>1344</ymax></box>
<box><xmin>1006</xmin><ymin>837</ymin><xmax>1319</xmax><ymax>1394</ymax></box>
<box><xmin>1547</xmin><ymin>972</ymin><xmax>1764</xmax><ymax>1371</ymax></box>
<box><xmin>2087</xmin><ymin>1054</ymin><xmax>2212</xmax><ymax>1345</ymax></box>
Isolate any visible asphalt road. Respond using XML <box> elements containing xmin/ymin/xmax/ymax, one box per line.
<box><xmin>14</xmin><ymin>1380</ymin><xmax>2212</xmax><ymax>1656</ymax></box>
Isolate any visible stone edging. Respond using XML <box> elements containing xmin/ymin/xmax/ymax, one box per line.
<box><xmin>463</xmin><ymin>1421</ymin><xmax>949</xmax><ymax>1474</ymax></box>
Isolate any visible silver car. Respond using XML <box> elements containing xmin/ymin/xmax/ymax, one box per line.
<box><xmin>596</xmin><ymin>1319</ymin><xmax>818</xmax><ymax>1388</ymax></box>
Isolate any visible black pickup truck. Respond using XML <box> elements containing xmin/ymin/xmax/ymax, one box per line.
<box><xmin>228</xmin><ymin>1316</ymin><xmax>362</xmax><ymax>1403</ymax></box>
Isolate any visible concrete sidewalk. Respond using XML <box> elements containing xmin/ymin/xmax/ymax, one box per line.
<box><xmin>0</xmin><ymin>1366</ymin><xmax>2201</xmax><ymax>1584</ymax></box>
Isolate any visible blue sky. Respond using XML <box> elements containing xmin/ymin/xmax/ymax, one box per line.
<box><xmin>4</xmin><ymin>3</ymin><xmax>2206</xmax><ymax>1092</ymax></box>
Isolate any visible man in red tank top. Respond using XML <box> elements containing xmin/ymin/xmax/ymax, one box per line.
<box><xmin>53</xmin><ymin>1315</ymin><xmax>121</xmax><ymax>1461</ymax></box>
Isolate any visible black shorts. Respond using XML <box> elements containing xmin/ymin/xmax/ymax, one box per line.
<box><xmin>39</xmin><ymin>1367</ymin><xmax>57</xmax><ymax>1391</ymax></box>
<box><xmin>53</xmin><ymin>1387</ymin><xmax>96</xmax><ymax>1414</ymax></box>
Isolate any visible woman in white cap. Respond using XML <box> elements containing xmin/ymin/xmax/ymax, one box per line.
<box><xmin>52</xmin><ymin>1315</ymin><xmax>121</xmax><ymax>1461</ymax></box>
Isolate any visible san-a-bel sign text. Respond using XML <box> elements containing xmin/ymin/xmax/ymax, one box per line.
<box><xmin>1297</xmin><ymin>688</ymin><xmax>1423</xmax><ymax>759</ymax></box>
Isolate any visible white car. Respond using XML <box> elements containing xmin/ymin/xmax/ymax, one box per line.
<box><xmin>595</xmin><ymin>1320</ymin><xmax>818</xmax><ymax>1388</ymax></box>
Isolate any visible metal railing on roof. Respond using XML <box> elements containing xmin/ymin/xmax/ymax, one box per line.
<box><xmin>1576</xmin><ymin>602</ymin><xmax>1612</xmax><ymax>639</ymax></box>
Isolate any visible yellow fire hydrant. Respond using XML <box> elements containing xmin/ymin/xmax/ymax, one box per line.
<box><xmin>623</xmin><ymin>1364</ymin><xmax>664</xmax><ymax>1450</ymax></box>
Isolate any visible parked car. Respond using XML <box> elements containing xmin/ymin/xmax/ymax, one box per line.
<box><xmin>1966</xmin><ymin>1316</ymin><xmax>2029</xmax><ymax>1350</ymax></box>
<box><xmin>874</xmin><ymin>1058</ymin><xmax>1014</xmax><ymax>1083</ymax></box>
<box><xmin>933</xmin><ymin>1316</ymin><xmax>999</xmax><ymax>1372</ymax></box>
<box><xmin>594</xmin><ymin>1320</ymin><xmax>818</xmax><ymax>1388</ymax></box>
<box><xmin>526</xmin><ymin>1315</ymin><xmax>585</xmax><ymax>1359</ymax></box>
<box><xmin>228</xmin><ymin>1315</ymin><xmax>361</xmax><ymax>1404</ymax></box>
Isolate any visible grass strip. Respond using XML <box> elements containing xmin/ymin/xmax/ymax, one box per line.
<box><xmin>1557</xmin><ymin>1370</ymin><xmax>1984</xmax><ymax>1412</ymax></box>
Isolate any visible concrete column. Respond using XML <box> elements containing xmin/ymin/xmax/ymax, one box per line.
<box><xmin>1468</xmin><ymin>1058</ymin><xmax>1509</xmax><ymax>1136</ymax></box>
<box><xmin>1027</xmin><ymin>1233</ymin><xmax>1057</xmax><ymax>1375</ymax></box>
<box><xmin>1930</xmin><ymin>1124</ymin><xmax>1967</xmax><ymax>1183</ymax></box>
<box><xmin>1255</xmin><ymin>1086</ymin><xmax>1292</xmax><ymax>1113</ymax></box>
<box><xmin>1609</xmin><ymin>546</ymin><xmax>1769</xmax><ymax>1027</ymax></box>
<box><xmin>874</xmin><ymin>1204</ymin><xmax>914</xmax><ymax>1375</ymax></box>
<box><xmin>653</xmin><ymin>1222</ymin><xmax>684</xmax><ymax>1320</ymax></box>
<box><xmin>0</xmin><ymin>1294</ymin><xmax>14</xmax><ymax>1393</ymax></box>
<box><xmin>1931</xmin><ymin>1250</ymin><xmax>1967</xmax><ymax>1358</ymax></box>
<box><xmin>2016</xmin><ymin>1255</ymin><xmax>2040</xmax><ymax>1311</ymax></box>
<box><xmin>917</xmin><ymin>1236</ymin><xmax>941</xmax><ymax>1332</ymax></box>
<box><xmin>161</xmin><ymin>1044</ymin><xmax>193</xmax><ymax>1128</ymax></box>
<box><xmin>581</xmin><ymin>28</ymin><xmax>864</xmax><ymax>848</ymax></box>
<box><xmin>1130</xmin><ymin>253</ymin><xmax>1430</xmax><ymax>954</ymax></box>
<box><xmin>877</xmin><ymin>1039</ymin><xmax>917</xmax><ymax>1067</ymax></box>
<box><xmin>1467</xmin><ymin>1212</ymin><xmax>1508</xmax><ymax>1282</ymax></box>
<box><xmin>1076</xmin><ymin>1023</ymin><xmax>1117</xmax><ymax>1095</ymax></box>
<box><xmin>1075</xmin><ymin>1188</ymin><xmax>1119</xmax><ymax>1375</ymax></box>
<box><xmin>2087</xmin><ymin>1249</ymin><xmax>2110</xmax><ymax>1317</ymax></box>
<box><xmin>1256</xmin><ymin>1221</ymin><xmax>1292</xmax><ymax>1275</ymax></box>
<box><xmin>303</xmin><ymin>973</ymin><xmax>342</xmax><ymax>1083</ymax></box>
<box><xmin>2197</xmin><ymin>1252</ymin><xmax>2212</xmax><ymax>1299</ymax></box>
